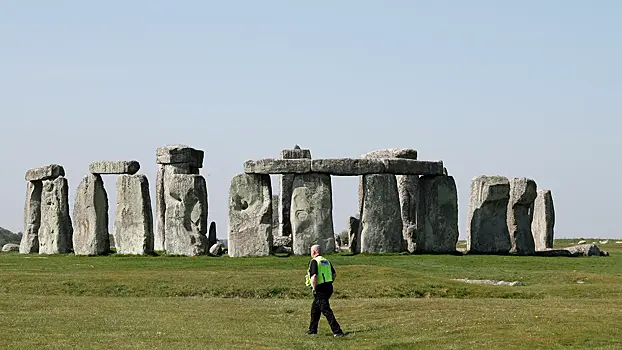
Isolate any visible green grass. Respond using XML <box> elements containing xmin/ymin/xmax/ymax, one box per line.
<box><xmin>1</xmin><ymin>239</ymin><xmax>621</xmax><ymax>349</ymax></box>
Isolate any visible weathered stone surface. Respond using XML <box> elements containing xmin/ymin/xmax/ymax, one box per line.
<box><xmin>39</xmin><ymin>177</ymin><xmax>73</xmax><ymax>254</ymax></box>
<box><xmin>280</xmin><ymin>147</ymin><xmax>312</xmax><ymax>160</ymax></box>
<box><xmin>25</xmin><ymin>164</ymin><xmax>65</xmax><ymax>181</ymax></box>
<box><xmin>396</xmin><ymin>175</ymin><xmax>421</xmax><ymax>253</ymax></box>
<box><xmin>208</xmin><ymin>221</ymin><xmax>218</xmax><ymax>249</ymax></box>
<box><xmin>244</xmin><ymin>159</ymin><xmax>311</xmax><ymax>174</ymax></box>
<box><xmin>89</xmin><ymin>160</ymin><xmax>140</xmax><ymax>175</ymax></box>
<box><xmin>291</xmin><ymin>174</ymin><xmax>335</xmax><ymax>255</ymax></box>
<box><xmin>310</xmin><ymin>159</ymin><xmax>385</xmax><ymax>175</ymax></box>
<box><xmin>382</xmin><ymin>159</ymin><xmax>444</xmax><ymax>175</ymax></box>
<box><xmin>360</xmin><ymin>174</ymin><xmax>404</xmax><ymax>253</ymax></box>
<box><xmin>2</xmin><ymin>243</ymin><xmax>20</xmax><ymax>252</ymax></box>
<box><xmin>227</xmin><ymin>173</ymin><xmax>272</xmax><ymax>257</ymax></box>
<box><xmin>347</xmin><ymin>216</ymin><xmax>360</xmax><ymax>254</ymax></box>
<box><xmin>271</xmin><ymin>195</ymin><xmax>280</xmax><ymax>237</ymax></box>
<box><xmin>155</xmin><ymin>163</ymin><xmax>199</xmax><ymax>251</ymax></box>
<box><xmin>156</xmin><ymin>144</ymin><xmax>204</xmax><ymax>168</ymax></box>
<box><xmin>73</xmin><ymin>174</ymin><xmax>109</xmax><ymax>255</ymax></box>
<box><xmin>279</xmin><ymin>148</ymin><xmax>312</xmax><ymax>237</ymax></box>
<box><xmin>507</xmin><ymin>178</ymin><xmax>537</xmax><ymax>255</ymax></box>
<box><xmin>466</xmin><ymin>176</ymin><xmax>511</xmax><ymax>254</ymax></box>
<box><xmin>114</xmin><ymin>174</ymin><xmax>153</xmax><ymax>255</ymax></box>
<box><xmin>20</xmin><ymin>181</ymin><xmax>41</xmax><ymax>254</ymax></box>
<box><xmin>564</xmin><ymin>244</ymin><xmax>608</xmax><ymax>257</ymax></box>
<box><xmin>165</xmin><ymin>174</ymin><xmax>209</xmax><ymax>256</ymax></box>
<box><xmin>273</xmin><ymin>235</ymin><xmax>292</xmax><ymax>254</ymax></box>
<box><xmin>418</xmin><ymin>175</ymin><xmax>459</xmax><ymax>253</ymax></box>
<box><xmin>361</xmin><ymin>148</ymin><xmax>418</xmax><ymax>160</ymax></box>
<box><xmin>209</xmin><ymin>242</ymin><xmax>224</xmax><ymax>256</ymax></box>
<box><xmin>532</xmin><ymin>190</ymin><xmax>555</xmax><ymax>251</ymax></box>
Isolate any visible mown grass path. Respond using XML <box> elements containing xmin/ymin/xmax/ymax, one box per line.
<box><xmin>1</xmin><ymin>239</ymin><xmax>620</xmax><ymax>349</ymax></box>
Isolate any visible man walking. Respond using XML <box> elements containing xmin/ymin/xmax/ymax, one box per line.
<box><xmin>305</xmin><ymin>244</ymin><xmax>345</xmax><ymax>337</ymax></box>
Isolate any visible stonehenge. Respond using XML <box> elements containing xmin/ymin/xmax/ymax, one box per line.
<box><xmin>20</xmin><ymin>164</ymin><xmax>73</xmax><ymax>254</ymax></box>
<box><xmin>18</xmin><ymin>145</ymin><xmax>571</xmax><ymax>259</ymax></box>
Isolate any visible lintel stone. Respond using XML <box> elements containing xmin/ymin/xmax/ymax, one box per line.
<box><xmin>156</xmin><ymin>144</ymin><xmax>204</xmax><ymax>168</ymax></box>
<box><xmin>89</xmin><ymin>160</ymin><xmax>140</xmax><ymax>175</ymax></box>
<box><xmin>25</xmin><ymin>164</ymin><xmax>65</xmax><ymax>181</ymax></box>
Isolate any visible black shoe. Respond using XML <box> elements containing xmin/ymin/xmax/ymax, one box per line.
<box><xmin>333</xmin><ymin>332</ymin><xmax>345</xmax><ymax>337</ymax></box>
<box><xmin>305</xmin><ymin>330</ymin><xmax>317</xmax><ymax>335</ymax></box>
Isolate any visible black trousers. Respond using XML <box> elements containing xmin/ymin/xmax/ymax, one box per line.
<box><xmin>309</xmin><ymin>283</ymin><xmax>342</xmax><ymax>334</ymax></box>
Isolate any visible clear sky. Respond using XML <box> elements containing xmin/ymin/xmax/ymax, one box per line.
<box><xmin>1</xmin><ymin>1</ymin><xmax>620</xmax><ymax>239</ymax></box>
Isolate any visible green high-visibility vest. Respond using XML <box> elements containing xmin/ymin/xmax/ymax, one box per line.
<box><xmin>307</xmin><ymin>255</ymin><xmax>334</xmax><ymax>285</ymax></box>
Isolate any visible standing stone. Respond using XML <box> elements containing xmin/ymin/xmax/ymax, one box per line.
<box><xmin>418</xmin><ymin>175</ymin><xmax>459</xmax><ymax>253</ymax></box>
<box><xmin>271</xmin><ymin>195</ymin><xmax>280</xmax><ymax>237</ymax></box>
<box><xmin>39</xmin><ymin>177</ymin><xmax>73</xmax><ymax>254</ymax></box>
<box><xmin>360</xmin><ymin>174</ymin><xmax>404</xmax><ymax>253</ymax></box>
<box><xmin>532</xmin><ymin>190</ymin><xmax>555</xmax><ymax>251</ymax></box>
<box><xmin>278</xmin><ymin>146</ymin><xmax>312</xmax><ymax>237</ymax></box>
<box><xmin>20</xmin><ymin>181</ymin><xmax>42</xmax><ymax>254</ymax></box>
<box><xmin>347</xmin><ymin>216</ymin><xmax>360</xmax><ymax>254</ymax></box>
<box><xmin>73</xmin><ymin>174</ymin><xmax>109</xmax><ymax>255</ymax></box>
<box><xmin>114</xmin><ymin>174</ymin><xmax>154</xmax><ymax>255</ymax></box>
<box><xmin>466</xmin><ymin>176</ymin><xmax>511</xmax><ymax>254</ymax></box>
<box><xmin>360</xmin><ymin>149</ymin><xmax>419</xmax><ymax>252</ymax></box>
<box><xmin>291</xmin><ymin>174</ymin><xmax>335</xmax><ymax>255</ymax></box>
<box><xmin>507</xmin><ymin>178</ymin><xmax>537</xmax><ymax>255</ymax></box>
<box><xmin>155</xmin><ymin>162</ymin><xmax>200</xmax><ymax>251</ymax></box>
<box><xmin>165</xmin><ymin>174</ymin><xmax>209</xmax><ymax>256</ymax></box>
<box><xmin>228</xmin><ymin>173</ymin><xmax>273</xmax><ymax>257</ymax></box>
<box><xmin>208</xmin><ymin>221</ymin><xmax>217</xmax><ymax>248</ymax></box>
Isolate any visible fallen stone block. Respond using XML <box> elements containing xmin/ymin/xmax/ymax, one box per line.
<box><xmin>156</xmin><ymin>144</ymin><xmax>204</xmax><ymax>168</ymax></box>
<box><xmin>227</xmin><ymin>173</ymin><xmax>273</xmax><ymax>257</ymax></box>
<box><xmin>2</xmin><ymin>243</ymin><xmax>20</xmax><ymax>252</ymax></box>
<box><xmin>467</xmin><ymin>175</ymin><xmax>511</xmax><ymax>254</ymax></box>
<box><xmin>89</xmin><ymin>160</ymin><xmax>140</xmax><ymax>175</ymax></box>
<box><xmin>114</xmin><ymin>174</ymin><xmax>154</xmax><ymax>255</ymax></box>
<box><xmin>25</xmin><ymin>164</ymin><xmax>65</xmax><ymax>181</ymax></box>
<box><xmin>507</xmin><ymin>178</ymin><xmax>537</xmax><ymax>255</ymax></box>
<box><xmin>73</xmin><ymin>174</ymin><xmax>109</xmax><ymax>255</ymax></box>
<box><xmin>564</xmin><ymin>244</ymin><xmax>608</xmax><ymax>257</ymax></box>
<box><xmin>244</xmin><ymin>159</ymin><xmax>311</xmax><ymax>174</ymax></box>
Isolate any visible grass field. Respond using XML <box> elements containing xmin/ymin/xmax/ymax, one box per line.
<box><xmin>1</xmin><ymin>239</ymin><xmax>621</xmax><ymax>349</ymax></box>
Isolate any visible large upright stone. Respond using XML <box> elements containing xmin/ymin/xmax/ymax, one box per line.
<box><xmin>228</xmin><ymin>173</ymin><xmax>273</xmax><ymax>257</ymax></box>
<box><xmin>114</xmin><ymin>174</ymin><xmax>154</xmax><ymax>255</ymax></box>
<box><xmin>291</xmin><ymin>174</ymin><xmax>335</xmax><ymax>255</ymax></box>
<box><xmin>507</xmin><ymin>178</ymin><xmax>537</xmax><ymax>255</ymax></box>
<box><xmin>25</xmin><ymin>164</ymin><xmax>65</xmax><ymax>181</ymax></box>
<box><xmin>155</xmin><ymin>162</ymin><xmax>200</xmax><ymax>251</ymax></box>
<box><xmin>39</xmin><ymin>177</ymin><xmax>73</xmax><ymax>254</ymax></box>
<box><xmin>20</xmin><ymin>181</ymin><xmax>42</xmax><ymax>254</ymax></box>
<box><xmin>165</xmin><ymin>174</ymin><xmax>209</xmax><ymax>256</ymax></box>
<box><xmin>418</xmin><ymin>175</ymin><xmax>459</xmax><ymax>253</ymax></box>
<box><xmin>532</xmin><ymin>190</ymin><xmax>555</xmax><ymax>251</ymax></box>
<box><xmin>466</xmin><ymin>176</ymin><xmax>511</xmax><ymax>254</ymax></box>
<box><xmin>89</xmin><ymin>160</ymin><xmax>140</xmax><ymax>175</ymax></box>
<box><xmin>279</xmin><ymin>147</ymin><xmax>312</xmax><ymax>237</ymax></box>
<box><xmin>347</xmin><ymin>216</ymin><xmax>360</xmax><ymax>254</ymax></box>
<box><xmin>359</xmin><ymin>174</ymin><xmax>404</xmax><ymax>253</ymax></box>
<box><xmin>73</xmin><ymin>174</ymin><xmax>109</xmax><ymax>255</ymax></box>
<box><xmin>361</xmin><ymin>149</ymin><xmax>419</xmax><ymax>252</ymax></box>
<box><xmin>271</xmin><ymin>195</ymin><xmax>279</xmax><ymax>237</ymax></box>
<box><xmin>208</xmin><ymin>221</ymin><xmax>217</xmax><ymax>248</ymax></box>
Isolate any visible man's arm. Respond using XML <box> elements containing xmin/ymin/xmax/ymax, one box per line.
<box><xmin>309</xmin><ymin>260</ymin><xmax>318</xmax><ymax>291</ymax></box>
<box><xmin>311</xmin><ymin>274</ymin><xmax>318</xmax><ymax>291</ymax></box>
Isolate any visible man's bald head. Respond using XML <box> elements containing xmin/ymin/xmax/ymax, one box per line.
<box><xmin>310</xmin><ymin>244</ymin><xmax>321</xmax><ymax>257</ymax></box>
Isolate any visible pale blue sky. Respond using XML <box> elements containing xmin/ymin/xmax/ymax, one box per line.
<box><xmin>1</xmin><ymin>1</ymin><xmax>620</xmax><ymax>239</ymax></box>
